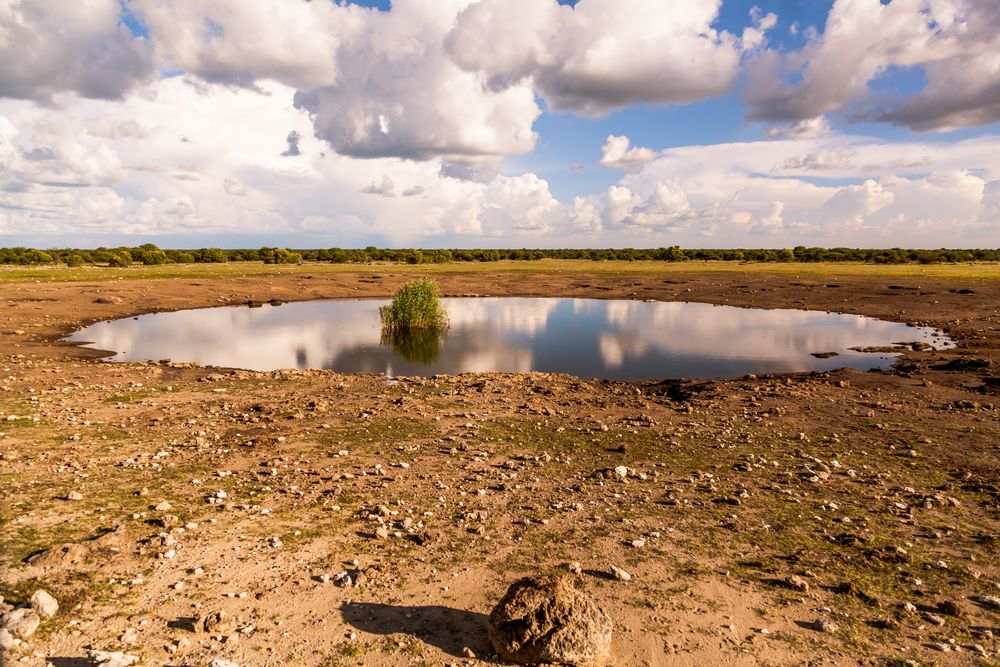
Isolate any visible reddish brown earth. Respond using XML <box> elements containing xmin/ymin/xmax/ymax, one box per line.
<box><xmin>1</xmin><ymin>269</ymin><xmax>998</xmax><ymax>666</ymax></box>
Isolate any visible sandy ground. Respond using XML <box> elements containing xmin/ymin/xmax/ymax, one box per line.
<box><xmin>1</xmin><ymin>267</ymin><xmax>998</xmax><ymax>667</ymax></box>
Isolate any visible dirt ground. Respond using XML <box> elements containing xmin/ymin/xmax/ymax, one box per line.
<box><xmin>1</xmin><ymin>267</ymin><xmax>998</xmax><ymax>667</ymax></box>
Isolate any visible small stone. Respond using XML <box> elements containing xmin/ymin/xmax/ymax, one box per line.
<box><xmin>199</xmin><ymin>610</ymin><xmax>228</xmax><ymax>633</ymax></box>
<box><xmin>462</xmin><ymin>647</ymin><xmax>477</xmax><ymax>658</ymax></box>
<box><xmin>0</xmin><ymin>628</ymin><xmax>14</xmax><ymax>650</ymax></box>
<box><xmin>88</xmin><ymin>650</ymin><xmax>140</xmax><ymax>667</ymax></box>
<box><xmin>67</xmin><ymin>491</ymin><xmax>83</xmax><ymax>501</ymax></box>
<box><xmin>924</xmin><ymin>613</ymin><xmax>946</xmax><ymax>626</ymax></box>
<box><xmin>809</xmin><ymin>618</ymin><xmax>838</xmax><ymax>633</ymax></box>
<box><xmin>610</xmin><ymin>565</ymin><xmax>632</xmax><ymax>582</ymax></box>
<box><xmin>566</xmin><ymin>562</ymin><xmax>582</xmax><ymax>574</ymax></box>
<box><xmin>972</xmin><ymin>594</ymin><xmax>1000</xmax><ymax>610</ymax></box>
<box><xmin>155</xmin><ymin>501</ymin><xmax>172</xmax><ymax>511</ymax></box>
<box><xmin>30</xmin><ymin>590</ymin><xmax>58</xmax><ymax>619</ymax></box>
<box><xmin>1</xmin><ymin>608</ymin><xmax>40</xmax><ymax>639</ymax></box>
<box><xmin>374</xmin><ymin>526</ymin><xmax>390</xmax><ymax>539</ymax></box>
<box><xmin>783</xmin><ymin>575</ymin><xmax>809</xmax><ymax>592</ymax></box>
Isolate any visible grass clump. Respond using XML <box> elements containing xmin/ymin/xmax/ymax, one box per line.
<box><xmin>379</xmin><ymin>279</ymin><xmax>448</xmax><ymax>334</ymax></box>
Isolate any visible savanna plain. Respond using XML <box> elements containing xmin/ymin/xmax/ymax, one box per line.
<box><xmin>1</xmin><ymin>260</ymin><xmax>998</xmax><ymax>666</ymax></box>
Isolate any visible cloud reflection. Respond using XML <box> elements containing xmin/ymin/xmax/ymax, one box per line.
<box><xmin>66</xmin><ymin>297</ymin><xmax>950</xmax><ymax>380</ymax></box>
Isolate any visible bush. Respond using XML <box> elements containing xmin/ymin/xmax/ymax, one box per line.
<box><xmin>379</xmin><ymin>279</ymin><xmax>448</xmax><ymax>335</ymax></box>
<box><xmin>107</xmin><ymin>251</ymin><xmax>132</xmax><ymax>267</ymax></box>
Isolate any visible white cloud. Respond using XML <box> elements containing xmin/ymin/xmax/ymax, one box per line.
<box><xmin>604</xmin><ymin>132</ymin><xmax>1000</xmax><ymax>245</ymax></box>
<box><xmin>131</xmin><ymin>0</ymin><xmax>346</xmax><ymax>89</ymax></box>
<box><xmin>741</xmin><ymin>7</ymin><xmax>778</xmax><ymax>51</ymax></box>
<box><xmin>598</xmin><ymin>135</ymin><xmax>658</xmax><ymax>173</ymax></box>
<box><xmin>447</xmin><ymin>0</ymin><xmax>741</xmax><ymax>116</ymax></box>
<box><xmin>764</xmin><ymin>116</ymin><xmax>832</xmax><ymax>139</ymax></box>
<box><xmin>361</xmin><ymin>175</ymin><xmax>395</xmax><ymax>197</ymax></box>
<box><xmin>290</xmin><ymin>1</ymin><xmax>540</xmax><ymax>176</ymax></box>
<box><xmin>0</xmin><ymin>0</ymin><xmax>154</xmax><ymax>102</ymax></box>
<box><xmin>745</xmin><ymin>0</ymin><xmax>1000</xmax><ymax>131</ymax></box>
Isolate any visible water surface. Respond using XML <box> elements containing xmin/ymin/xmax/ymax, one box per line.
<box><xmin>65</xmin><ymin>298</ymin><xmax>951</xmax><ymax>380</ymax></box>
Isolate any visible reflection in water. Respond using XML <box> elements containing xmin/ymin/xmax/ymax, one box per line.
<box><xmin>380</xmin><ymin>328</ymin><xmax>444</xmax><ymax>364</ymax></box>
<box><xmin>65</xmin><ymin>297</ymin><xmax>953</xmax><ymax>380</ymax></box>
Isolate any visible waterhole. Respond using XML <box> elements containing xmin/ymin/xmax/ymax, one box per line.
<box><xmin>65</xmin><ymin>298</ymin><xmax>952</xmax><ymax>380</ymax></box>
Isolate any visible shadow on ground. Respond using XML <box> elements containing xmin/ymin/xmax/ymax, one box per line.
<box><xmin>340</xmin><ymin>602</ymin><xmax>490</xmax><ymax>658</ymax></box>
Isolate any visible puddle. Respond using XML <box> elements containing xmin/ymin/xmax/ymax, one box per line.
<box><xmin>65</xmin><ymin>298</ymin><xmax>952</xmax><ymax>380</ymax></box>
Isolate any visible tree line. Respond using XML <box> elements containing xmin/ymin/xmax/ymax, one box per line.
<box><xmin>0</xmin><ymin>244</ymin><xmax>998</xmax><ymax>267</ymax></box>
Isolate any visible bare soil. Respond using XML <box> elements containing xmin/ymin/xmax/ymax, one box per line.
<box><xmin>1</xmin><ymin>268</ymin><xmax>998</xmax><ymax>667</ymax></box>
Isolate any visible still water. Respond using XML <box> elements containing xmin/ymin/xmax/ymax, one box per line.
<box><xmin>65</xmin><ymin>298</ymin><xmax>952</xmax><ymax>380</ymax></box>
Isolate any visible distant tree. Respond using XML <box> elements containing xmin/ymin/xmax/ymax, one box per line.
<box><xmin>193</xmin><ymin>248</ymin><xmax>228</xmax><ymax>263</ymax></box>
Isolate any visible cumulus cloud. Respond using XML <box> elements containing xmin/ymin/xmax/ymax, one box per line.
<box><xmin>598</xmin><ymin>135</ymin><xmax>657</xmax><ymax>173</ymax></box>
<box><xmin>0</xmin><ymin>0</ymin><xmax>154</xmax><ymax>102</ymax></box>
<box><xmin>447</xmin><ymin>0</ymin><xmax>741</xmax><ymax>116</ymax></box>
<box><xmin>745</xmin><ymin>0</ymin><xmax>1000</xmax><ymax>131</ymax></box>
<box><xmin>764</xmin><ymin>116</ymin><xmax>832</xmax><ymax>139</ymax></box>
<box><xmin>290</xmin><ymin>2</ymin><xmax>540</xmax><ymax>175</ymax></box>
<box><xmin>131</xmin><ymin>0</ymin><xmax>346</xmax><ymax>89</ymax></box>
<box><xmin>360</xmin><ymin>175</ymin><xmax>395</xmax><ymax>197</ymax></box>
<box><xmin>281</xmin><ymin>130</ymin><xmax>301</xmax><ymax>157</ymax></box>
<box><xmin>604</xmin><ymin>132</ymin><xmax>1000</xmax><ymax>244</ymax></box>
<box><xmin>741</xmin><ymin>7</ymin><xmax>778</xmax><ymax>51</ymax></box>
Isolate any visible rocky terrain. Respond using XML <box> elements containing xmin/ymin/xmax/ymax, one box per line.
<box><xmin>1</xmin><ymin>267</ymin><xmax>998</xmax><ymax>666</ymax></box>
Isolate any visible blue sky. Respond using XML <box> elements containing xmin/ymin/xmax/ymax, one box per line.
<box><xmin>0</xmin><ymin>0</ymin><xmax>997</xmax><ymax>248</ymax></box>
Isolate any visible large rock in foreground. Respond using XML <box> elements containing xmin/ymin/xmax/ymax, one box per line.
<box><xmin>488</xmin><ymin>575</ymin><xmax>612</xmax><ymax>665</ymax></box>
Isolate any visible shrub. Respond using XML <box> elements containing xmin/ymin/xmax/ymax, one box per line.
<box><xmin>107</xmin><ymin>251</ymin><xmax>132</xmax><ymax>267</ymax></box>
<box><xmin>379</xmin><ymin>279</ymin><xmax>448</xmax><ymax>335</ymax></box>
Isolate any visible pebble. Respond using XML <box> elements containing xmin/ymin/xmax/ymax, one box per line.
<box><xmin>155</xmin><ymin>501</ymin><xmax>172</xmax><ymax>511</ymax></box>
<box><xmin>809</xmin><ymin>618</ymin><xmax>838</xmax><ymax>633</ymax></box>
<box><xmin>67</xmin><ymin>491</ymin><xmax>83</xmax><ymax>501</ymax></box>
<box><xmin>89</xmin><ymin>651</ymin><xmax>140</xmax><ymax>667</ymax></box>
<box><xmin>611</xmin><ymin>565</ymin><xmax>632</xmax><ymax>581</ymax></box>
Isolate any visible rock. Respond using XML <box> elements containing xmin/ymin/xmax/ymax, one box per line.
<box><xmin>90</xmin><ymin>651</ymin><xmax>140</xmax><ymax>667</ymax></box>
<box><xmin>155</xmin><ymin>501</ymin><xmax>172</xmax><ymax>511</ymax></box>
<box><xmin>782</xmin><ymin>575</ymin><xmax>809</xmax><ymax>592</ymax></box>
<box><xmin>936</xmin><ymin>600</ymin><xmax>965</xmax><ymax>617</ymax></box>
<box><xmin>199</xmin><ymin>610</ymin><xmax>229</xmax><ymax>633</ymax></box>
<box><xmin>610</xmin><ymin>566</ymin><xmax>632</xmax><ymax>582</ymax></box>
<box><xmin>489</xmin><ymin>575</ymin><xmax>612</xmax><ymax>666</ymax></box>
<box><xmin>67</xmin><ymin>490</ymin><xmax>83</xmax><ymax>501</ymax></box>
<box><xmin>1</xmin><ymin>608</ymin><xmax>40</xmax><ymax>639</ymax></box>
<box><xmin>971</xmin><ymin>594</ymin><xmax>1000</xmax><ymax>610</ymax></box>
<box><xmin>0</xmin><ymin>628</ymin><xmax>14</xmax><ymax>650</ymax></box>
<box><xmin>809</xmin><ymin>618</ymin><xmax>838</xmax><ymax>633</ymax></box>
<box><xmin>30</xmin><ymin>590</ymin><xmax>58</xmax><ymax>618</ymax></box>
<box><xmin>209</xmin><ymin>659</ymin><xmax>240</xmax><ymax>667</ymax></box>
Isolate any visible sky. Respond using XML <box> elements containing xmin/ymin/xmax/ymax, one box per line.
<box><xmin>0</xmin><ymin>0</ymin><xmax>998</xmax><ymax>249</ymax></box>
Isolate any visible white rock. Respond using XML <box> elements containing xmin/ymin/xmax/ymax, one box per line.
<box><xmin>67</xmin><ymin>491</ymin><xmax>83</xmax><ymax>501</ymax></box>
<box><xmin>1</xmin><ymin>608</ymin><xmax>40</xmax><ymax>639</ymax></box>
<box><xmin>89</xmin><ymin>650</ymin><xmax>140</xmax><ymax>667</ymax></box>
<box><xmin>611</xmin><ymin>565</ymin><xmax>632</xmax><ymax>582</ymax></box>
<box><xmin>155</xmin><ymin>501</ymin><xmax>172</xmax><ymax>511</ymax></box>
<box><xmin>0</xmin><ymin>628</ymin><xmax>15</xmax><ymax>650</ymax></box>
<box><xmin>209</xmin><ymin>659</ymin><xmax>240</xmax><ymax>667</ymax></box>
<box><xmin>30</xmin><ymin>590</ymin><xmax>58</xmax><ymax>619</ymax></box>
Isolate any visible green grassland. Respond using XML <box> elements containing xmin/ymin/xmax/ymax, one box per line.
<box><xmin>2</xmin><ymin>259</ymin><xmax>999</xmax><ymax>284</ymax></box>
